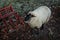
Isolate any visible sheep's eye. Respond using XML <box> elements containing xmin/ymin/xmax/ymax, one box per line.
<box><xmin>31</xmin><ymin>15</ymin><xmax>35</xmax><ymax>17</ymax></box>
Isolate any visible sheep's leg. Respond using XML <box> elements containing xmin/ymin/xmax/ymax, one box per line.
<box><xmin>40</xmin><ymin>24</ymin><xmax>44</xmax><ymax>30</ymax></box>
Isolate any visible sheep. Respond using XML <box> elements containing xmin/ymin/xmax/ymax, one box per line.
<box><xmin>25</xmin><ymin>6</ymin><xmax>51</xmax><ymax>29</ymax></box>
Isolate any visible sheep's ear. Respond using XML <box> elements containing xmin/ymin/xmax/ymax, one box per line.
<box><xmin>28</xmin><ymin>11</ymin><xmax>32</xmax><ymax>14</ymax></box>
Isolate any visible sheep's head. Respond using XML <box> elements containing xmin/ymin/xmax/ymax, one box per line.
<box><xmin>24</xmin><ymin>11</ymin><xmax>39</xmax><ymax>28</ymax></box>
<box><xmin>24</xmin><ymin>11</ymin><xmax>36</xmax><ymax>21</ymax></box>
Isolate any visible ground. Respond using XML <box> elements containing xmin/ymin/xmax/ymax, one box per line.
<box><xmin>0</xmin><ymin>0</ymin><xmax>60</xmax><ymax>40</ymax></box>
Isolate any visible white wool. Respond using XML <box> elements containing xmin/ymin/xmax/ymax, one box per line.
<box><xmin>28</xmin><ymin>6</ymin><xmax>51</xmax><ymax>28</ymax></box>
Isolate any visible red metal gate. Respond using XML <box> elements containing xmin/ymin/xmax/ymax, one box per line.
<box><xmin>0</xmin><ymin>5</ymin><xmax>25</xmax><ymax>33</ymax></box>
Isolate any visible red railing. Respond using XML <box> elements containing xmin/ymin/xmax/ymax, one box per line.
<box><xmin>0</xmin><ymin>5</ymin><xmax>25</xmax><ymax>34</ymax></box>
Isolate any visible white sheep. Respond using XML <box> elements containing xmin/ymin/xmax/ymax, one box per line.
<box><xmin>25</xmin><ymin>6</ymin><xmax>51</xmax><ymax>28</ymax></box>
